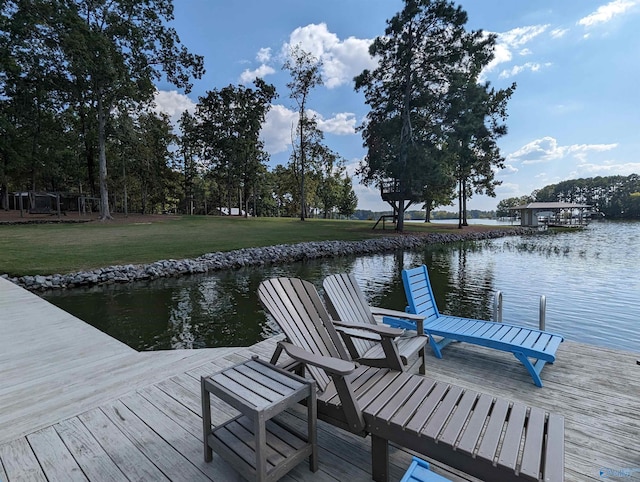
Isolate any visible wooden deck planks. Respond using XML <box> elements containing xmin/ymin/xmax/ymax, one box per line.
<box><xmin>0</xmin><ymin>438</ymin><xmax>48</xmax><ymax>482</ymax></box>
<box><xmin>0</xmin><ymin>278</ymin><xmax>233</xmax><ymax>445</ymax></box>
<box><xmin>26</xmin><ymin>427</ymin><xmax>88</xmax><ymax>482</ymax></box>
<box><xmin>54</xmin><ymin>417</ymin><xmax>129</xmax><ymax>481</ymax></box>
<box><xmin>1</xmin><ymin>278</ymin><xmax>639</xmax><ymax>481</ymax></box>
<box><xmin>2</xmin><ymin>336</ymin><xmax>637</xmax><ymax>481</ymax></box>
<box><xmin>77</xmin><ymin>408</ymin><xmax>171</xmax><ymax>481</ymax></box>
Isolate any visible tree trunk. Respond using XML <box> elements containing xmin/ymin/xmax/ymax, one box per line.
<box><xmin>79</xmin><ymin>106</ymin><xmax>97</xmax><ymax>196</ymax></box>
<box><xmin>458</xmin><ymin>179</ymin><xmax>463</xmax><ymax>229</ymax></box>
<box><xmin>97</xmin><ymin>94</ymin><xmax>112</xmax><ymax>220</ymax></box>
<box><xmin>462</xmin><ymin>179</ymin><xmax>468</xmax><ymax>226</ymax></box>
<box><xmin>396</xmin><ymin>200</ymin><xmax>406</xmax><ymax>232</ymax></box>
<box><xmin>299</xmin><ymin>114</ymin><xmax>306</xmax><ymax>221</ymax></box>
<box><xmin>1</xmin><ymin>155</ymin><xmax>7</xmax><ymax>210</ymax></box>
<box><xmin>122</xmin><ymin>158</ymin><xmax>128</xmax><ymax>217</ymax></box>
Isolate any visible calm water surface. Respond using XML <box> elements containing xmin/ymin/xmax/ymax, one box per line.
<box><xmin>43</xmin><ymin>221</ymin><xmax>640</xmax><ymax>353</ymax></box>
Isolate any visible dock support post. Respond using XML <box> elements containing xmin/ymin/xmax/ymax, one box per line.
<box><xmin>539</xmin><ymin>295</ymin><xmax>546</xmax><ymax>331</ymax></box>
<box><xmin>493</xmin><ymin>291</ymin><xmax>503</xmax><ymax>322</ymax></box>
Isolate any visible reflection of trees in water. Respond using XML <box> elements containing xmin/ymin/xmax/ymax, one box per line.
<box><xmin>404</xmin><ymin>242</ymin><xmax>496</xmax><ymax>322</ymax></box>
<box><xmin>43</xmin><ymin>242</ymin><xmax>499</xmax><ymax>350</ymax></box>
<box><xmin>169</xmin><ymin>290</ymin><xmax>196</xmax><ymax>349</ymax></box>
<box><xmin>447</xmin><ymin>243</ymin><xmax>495</xmax><ymax>321</ymax></box>
<box><xmin>165</xmin><ymin>274</ymin><xmax>272</xmax><ymax>349</ymax></box>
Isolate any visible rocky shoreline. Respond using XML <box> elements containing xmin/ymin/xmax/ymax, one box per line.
<box><xmin>3</xmin><ymin>228</ymin><xmax>535</xmax><ymax>292</ymax></box>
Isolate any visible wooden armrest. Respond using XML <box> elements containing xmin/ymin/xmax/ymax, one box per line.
<box><xmin>332</xmin><ymin>319</ymin><xmax>404</xmax><ymax>338</ymax></box>
<box><xmin>369</xmin><ymin>306</ymin><xmax>426</xmax><ymax>321</ymax></box>
<box><xmin>335</xmin><ymin>326</ymin><xmax>381</xmax><ymax>342</ymax></box>
<box><xmin>278</xmin><ymin>342</ymin><xmax>356</xmax><ymax>376</ymax></box>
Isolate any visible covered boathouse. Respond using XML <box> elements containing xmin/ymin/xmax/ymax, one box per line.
<box><xmin>509</xmin><ymin>201</ymin><xmax>594</xmax><ymax>228</ymax></box>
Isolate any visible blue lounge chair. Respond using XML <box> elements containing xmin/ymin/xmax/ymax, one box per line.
<box><xmin>383</xmin><ymin>265</ymin><xmax>564</xmax><ymax>387</ymax></box>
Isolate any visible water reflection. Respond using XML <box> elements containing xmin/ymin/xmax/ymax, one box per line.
<box><xmin>43</xmin><ymin>221</ymin><xmax>640</xmax><ymax>353</ymax></box>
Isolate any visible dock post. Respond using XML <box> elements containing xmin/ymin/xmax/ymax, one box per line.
<box><xmin>539</xmin><ymin>295</ymin><xmax>546</xmax><ymax>331</ymax></box>
<box><xmin>493</xmin><ymin>291</ymin><xmax>503</xmax><ymax>322</ymax></box>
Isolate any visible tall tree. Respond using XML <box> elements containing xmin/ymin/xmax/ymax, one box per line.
<box><xmin>0</xmin><ymin>0</ymin><xmax>69</xmax><ymax>202</ymax></box>
<box><xmin>61</xmin><ymin>0</ymin><xmax>204</xmax><ymax>219</ymax></box>
<box><xmin>283</xmin><ymin>45</ymin><xmax>323</xmax><ymax>221</ymax></box>
<box><xmin>288</xmin><ymin>114</ymin><xmax>336</xmax><ymax>218</ymax></box>
<box><xmin>337</xmin><ymin>175</ymin><xmax>358</xmax><ymax>218</ymax></box>
<box><xmin>178</xmin><ymin>110</ymin><xmax>201</xmax><ymax>214</ymax></box>
<box><xmin>315</xmin><ymin>148</ymin><xmax>346</xmax><ymax>218</ymax></box>
<box><xmin>135</xmin><ymin>111</ymin><xmax>175</xmax><ymax>214</ymax></box>
<box><xmin>443</xmin><ymin>68</ymin><xmax>515</xmax><ymax>227</ymax></box>
<box><xmin>355</xmin><ymin>0</ymin><xmax>498</xmax><ymax>231</ymax></box>
<box><xmin>196</xmin><ymin>80</ymin><xmax>276</xmax><ymax>216</ymax></box>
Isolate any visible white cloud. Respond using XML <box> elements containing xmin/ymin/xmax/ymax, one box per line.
<box><xmin>484</xmin><ymin>43</ymin><xmax>513</xmax><ymax>74</ymax></box>
<box><xmin>550</xmin><ymin>28</ymin><xmax>569</xmax><ymax>38</ymax></box>
<box><xmin>152</xmin><ymin>90</ymin><xmax>197</xmax><ymax>126</ymax></box>
<box><xmin>483</xmin><ymin>25</ymin><xmax>549</xmax><ymax>77</ymax></box>
<box><xmin>499</xmin><ymin>25</ymin><xmax>550</xmax><ymax>48</ymax></box>
<box><xmin>499</xmin><ymin>62</ymin><xmax>552</xmax><ymax>78</ymax></box>
<box><xmin>256</xmin><ymin>47</ymin><xmax>272</xmax><ymax>63</ymax></box>
<box><xmin>500</xmin><ymin>163</ymin><xmax>519</xmax><ymax>174</ymax></box>
<box><xmin>509</xmin><ymin>136</ymin><xmax>618</xmax><ymax>164</ymax></box>
<box><xmin>261</xmin><ymin>104</ymin><xmax>298</xmax><ymax>154</ymax></box>
<box><xmin>309</xmin><ymin>110</ymin><xmax>357</xmax><ymax>135</ymax></box>
<box><xmin>494</xmin><ymin>182</ymin><xmax>523</xmax><ymax>199</ymax></box>
<box><xmin>575</xmin><ymin>160</ymin><xmax>640</xmax><ymax>175</ymax></box>
<box><xmin>153</xmin><ymin>90</ymin><xmax>196</xmax><ymax>117</ymax></box>
<box><xmin>578</xmin><ymin>0</ymin><xmax>639</xmax><ymax>27</ymax></box>
<box><xmin>261</xmin><ymin>105</ymin><xmax>357</xmax><ymax>154</ymax></box>
<box><xmin>284</xmin><ymin>23</ymin><xmax>377</xmax><ymax>89</ymax></box>
<box><xmin>239</xmin><ymin>64</ymin><xmax>276</xmax><ymax>84</ymax></box>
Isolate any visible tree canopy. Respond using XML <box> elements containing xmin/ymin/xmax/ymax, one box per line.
<box><xmin>0</xmin><ymin>2</ymin><xmax>357</xmax><ymax>219</ymax></box>
<box><xmin>0</xmin><ymin>0</ymin><xmax>204</xmax><ymax>219</ymax></box>
<box><xmin>284</xmin><ymin>46</ymin><xmax>323</xmax><ymax>220</ymax></box>
<box><xmin>355</xmin><ymin>0</ymin><xmax>515</xmax><ymax>230</ymax></box>
<box><xmin>534</xmin><ymin>174</ymin><xmax>640</xmax><ymax>219</ymax></box>
<box><xmin>497</xmin><ymin>174</ymin><xmax>640</xmax><ymax>219</ymax></box>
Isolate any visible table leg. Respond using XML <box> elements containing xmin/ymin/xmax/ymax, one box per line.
<box><xmin>308</xmin><ymin>383</ymin><xmax>318</xmax><ymax>472</ymax></box>
<box><xmin>201</xmin><ymin>377</ymin><xmax>213</xmax><ymax>462</ymax></box>
<box><xmin>255</xmin><ymin>412</ymin><xmax>267</xmax><ymax>482</ymax></box>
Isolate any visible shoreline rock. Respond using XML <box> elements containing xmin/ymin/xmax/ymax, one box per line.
<box><xmin>2</xmin><ymin>228</ymin><xmax>536</xmax><ymax>292</ymax></box>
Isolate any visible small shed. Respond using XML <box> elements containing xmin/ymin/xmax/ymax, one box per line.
<box><xmin>509</xmin><ymin>202</ymin><xmax>592</xmax><ymax>227</ymax></box>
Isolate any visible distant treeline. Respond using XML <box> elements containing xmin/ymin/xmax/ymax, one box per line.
<box><xmin>496</xmin><ymin>174</ymin><xmax>640</xmax><ymax>219</ymax></box>
<box><xmin>353</xmin><ymin>209</ymin><xmax>496</xmax><ymax>221</ymax></box>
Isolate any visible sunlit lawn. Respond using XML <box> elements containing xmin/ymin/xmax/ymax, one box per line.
<box><xmin>0</xmin><ymin>215</ymin><xmax>472</xmax><ymax>276</ymax></box>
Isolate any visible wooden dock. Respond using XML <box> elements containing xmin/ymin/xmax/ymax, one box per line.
<box><xmin>1</xmin><ymin>277</ymin><xmax>639</xmax><ymax>481</ymax></box>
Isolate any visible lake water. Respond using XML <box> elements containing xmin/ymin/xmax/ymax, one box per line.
<box><xmin>43</xmin><ymin>220</ymin><xmax>640</xmax><ymax>354</ymax></box>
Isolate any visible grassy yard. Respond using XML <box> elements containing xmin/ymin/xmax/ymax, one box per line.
<box><xmin>0</xmin><ymin>215</ymin><xmax>478</xmax><ymax>276</ymax></box>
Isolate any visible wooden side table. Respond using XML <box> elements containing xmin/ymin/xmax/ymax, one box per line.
<box><xmin>201</xmin><ymin>356</ymin><xmax>317</xmax><ymax>482</ymax></box>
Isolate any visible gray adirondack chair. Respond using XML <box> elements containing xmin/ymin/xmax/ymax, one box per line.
<box><xmin>258</xmin><ymin>277</ymin><xmax>564</xmax><ymax>482</ymax></box>
<box><xmin>322</xmin><ymin>273</ymin><xmax>428</xmax><ymax>374</ymax></box>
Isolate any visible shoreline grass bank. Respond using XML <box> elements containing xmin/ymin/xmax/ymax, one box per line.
<box><xmin>0</xmin><ymin>214</ymin><xmax>521</xmax><ymax>277</ymax></box>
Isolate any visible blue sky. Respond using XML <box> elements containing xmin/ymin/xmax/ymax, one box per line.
<box><xmin>154</xmin><ymin>0</ymin><xmax>640</xmax><ymax>212</ymax></box>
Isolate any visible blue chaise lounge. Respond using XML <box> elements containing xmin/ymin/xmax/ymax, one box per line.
<box><xmin>383</xmin><ymin>265</ymin><xmax>564</xmax><ymax>387</ymax></box>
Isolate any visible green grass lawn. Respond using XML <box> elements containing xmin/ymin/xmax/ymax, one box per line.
<box><xmin>0</xmin><ymin>215</ymin><xmax>472</xmax><ymax>276</ymax></box>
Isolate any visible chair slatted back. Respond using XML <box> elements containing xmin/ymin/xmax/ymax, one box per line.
<box><xmin>258</xmin><ymin>277</ymin><xmax>349</xmax><ymax>392</ymax></box>
<box><xmin>323</xmin><ymin>273</ymin><xmax>377</xmax><ymax>356</ymax></box>
<box><xmin>402</xmin><ymin>265</ymin><xmax>440</xmax><ymax>323</ymax></box>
